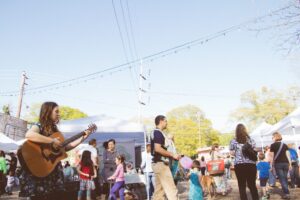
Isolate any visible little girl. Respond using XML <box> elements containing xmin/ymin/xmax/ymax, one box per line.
<box><xmin>187</xmin><ymin>160</ymin><xmax>203</xmax><ymax>200</ymax></box>
<box><xmin>5</xmin><ymin>171</ymin><xmax>19</xmax><ymax>195</ymax></box>
<box><xmin>77</xmin><ymin>151</ymin><xmax>97</xmax><ymax>200</ymax></box>
<box><xmin>108</xmin><ymin>155</ymin><xmax>125</xmax><ymax>200</ymax></box>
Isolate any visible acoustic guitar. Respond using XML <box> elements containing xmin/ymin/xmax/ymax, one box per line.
<box><xmin>18</xmin><ymin>124</ymin><xmax>97</xmax><ymax>178</ymax></box>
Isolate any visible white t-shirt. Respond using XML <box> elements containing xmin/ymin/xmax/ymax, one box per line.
<box><xmin>78</xmin><ymin>145</ymin><xmax>98</xmax><ymax>165</ymax></box>
<box><xmin>141</xmin><ymin>151</ymin><xmax>153</xmax><ymax>173</ymax></box>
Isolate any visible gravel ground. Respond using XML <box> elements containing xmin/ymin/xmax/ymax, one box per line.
<box><xmin>178</xmin><ymin>179</ymin><xmax>300</xmax><ymax>200</ymax></box>
<box><xmin>2</xmin><ymin>179</ymin><xmax>300</xmax><ymax>200</ymax></box>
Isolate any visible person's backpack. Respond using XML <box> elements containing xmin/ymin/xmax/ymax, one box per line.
<box><xmin>242</xmin><ymin>142</ymin><xmax>258</xmax><ymax>162</ymax></box>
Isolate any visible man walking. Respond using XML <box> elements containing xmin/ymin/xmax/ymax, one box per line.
<box><xmin>151</xmin><ymin>115</ymin><xmax>179</xmax><ymax>200</ymax></box>
<box><xmin>141</xmin><ymin>143</ymin><xmax>155</xmax><ymax>199</ymax></box>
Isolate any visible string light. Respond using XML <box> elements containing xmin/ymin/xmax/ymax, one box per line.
<box><xmin>0</xmin><ymin>4</ymin><xmax>293</xmax><ymax>97</ymax></box>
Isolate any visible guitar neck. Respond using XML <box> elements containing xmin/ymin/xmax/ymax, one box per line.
<box><xmin>62</xmin><ymin>132</ymin><xmax>85</xmax><ymax>147</ymax></box>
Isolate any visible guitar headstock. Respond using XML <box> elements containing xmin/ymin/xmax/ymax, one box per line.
<box><xmin>86</xmin><ymin>123</ymin><xmax>97</xmax><ymax>134</ymax></box>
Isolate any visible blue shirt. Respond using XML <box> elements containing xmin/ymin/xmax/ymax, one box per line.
<box><xmin>288</xmin><ymin>149</ymin><xmax>298</xmax><ymax>162</ymax></box>
<box><xmin>257</xmin><ymin>161</ymin><xmax>270</xmax><ymax>179</ymax></box>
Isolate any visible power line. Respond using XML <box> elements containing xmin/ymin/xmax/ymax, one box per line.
<box><xmin>0</xmin><ymin>4</ymin><xmax>292</xmax><ymax>96</ymax></box>
<box><xmin>111</xmin><ymin>0</ymin><xmax>130</xmax><ymax>63</ymax></box>
<box><xmin>125</xmin><ymin>0</ymin><xmax>140</xmax><ymax>59</ymax></box>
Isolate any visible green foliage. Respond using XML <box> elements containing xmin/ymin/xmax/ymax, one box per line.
<box><xmin>59</xmin><ymin>106</ymin><xmax>87</xmax><ymax>120</ymax></box>
<box><xmin>166</xmin><ymin>105</ymin><xmax>220</xmax><ymax>157</ymax></box>
<box><xmin>24</xmin><ymin>103</ymin><xmax>88</xmax><ymax>123</ymax></box>
<box><xmin>2</xmin><ymin>104</ymin><xmax>10</xmax><ymax>115</ymax></box>
<box><xmin>231</xmin><ymin>87</ymin><xmax>300</xmax><ymax>130</ymax></box>
<box><xmin>219</xmin><ymin>133</ymin><xmax>234</xmax><ymax>146</ymax></box>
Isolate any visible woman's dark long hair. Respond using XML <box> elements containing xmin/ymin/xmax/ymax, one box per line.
<box><xmin>39</xmin><ymin>102</ymin><xmax>59</xmax><ymax>136</ymax></box>
<box><xmin>201</xmin><ymin>156</ymin><xmax>205</xmax><ymax>162</ymax></box>
<box><xmin>103</xmin><ymin>141</ymin><xmax>108</xmax><ymax>149</ymax></box>
<box><xmin>81</xmin><ymin>151</ymin><xmax>94</xmax><ymax>176</ymax></box>
<box><xmin>235</xmin><ymin>123</ymin><xmax>249</xmax><ymax>144</ymax></box>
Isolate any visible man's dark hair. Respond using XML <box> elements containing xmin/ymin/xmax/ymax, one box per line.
<box><xmin>155</xmin><ymin>115</ymin><xmax>166</xmax><ymax>126</ymax></box>
<box><xmin>89</xmin><ymin>138</ymin><xmax>97</xmax><ymax>146</ymax></box>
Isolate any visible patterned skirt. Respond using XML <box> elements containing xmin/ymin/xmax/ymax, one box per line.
<box><xmin>19</xmin><ymin>163</ymin><xmax>65</xmax><ymax>197</ymax></box>
<box><xmin>79</xmin><ymin>179</ymin><xmax>95</xmax><ymax>191</ymax></box>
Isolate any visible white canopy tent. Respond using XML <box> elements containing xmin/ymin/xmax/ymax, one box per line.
<box><xmin>58</xmin><ymin>115</ymin><xmax>145</xmax><ymax>134</ymax></box>
<box><xmin>250</xmin><ymin>122</ymin><xmax>273</xmax><ymax>148</ymax></box>
<box><xmin>0</xmin><ymin>132</ymin><xmax>19</xmax><ymax>152</ymax></box>
<box><xmin>261</xmin><ymin>107</ymin><xmax>300</xmax><ymax>147</ymax></box>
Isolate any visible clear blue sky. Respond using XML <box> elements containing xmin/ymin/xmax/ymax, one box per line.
<box><xmin>0</xmin><ymin>0</ymin><xmax>299</xmax><ymax>132</ymax></box>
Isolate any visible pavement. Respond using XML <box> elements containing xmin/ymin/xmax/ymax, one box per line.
<box><xmin>1</xmin><ymin>179</ymin><xmax>300</xmax><ymax>199</ymax></box>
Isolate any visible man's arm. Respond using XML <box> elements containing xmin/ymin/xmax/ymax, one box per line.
<box><xmin>154</xmin><ymin>143</ymin><xmax>179</xmax><ymax>160</ymax></box>
<box><xmin>141</xmin><ymin>153</ymin><xmax>146</xmax><ymax>169</ymax></box>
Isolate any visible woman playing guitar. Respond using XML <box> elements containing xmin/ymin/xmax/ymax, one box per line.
<box><xmin>19</xmin><ymin>102</ymin><xmax>93</xmax><ymax>200</ymax></box>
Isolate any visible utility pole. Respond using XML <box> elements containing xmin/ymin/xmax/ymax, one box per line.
<box><xmin>138</xmin><ymin>60</ymin><xmax>146</xmax><ymax>124</ymax></box>
<box><xmin>16</xmin><ymin>71</ymin><xmax>28</xmax><ymax>118</ymax></box>
<box><xmin>198</xmin><ymin>111</ymin><xmax>201</xmax><ymax>147</ymax></box>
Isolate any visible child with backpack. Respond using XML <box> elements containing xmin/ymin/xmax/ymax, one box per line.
<box><xmin>257</xmin><ymin>152</ymin><xmax>271</xmax><ymax>200</ymax></box>
<box><xmin>108</xmin><ymin>155</ymin><xmax>126</xmax><ymax>200</ymax></box>
<box><xmin>77</xmin><ymin>150</ymin><xmax>97</xmax><ymax>200</ymax></box>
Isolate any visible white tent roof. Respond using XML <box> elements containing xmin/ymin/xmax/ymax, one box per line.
<box><xmin>0</xmin><ymin>132</ymin><xmax>19</xmax><ymax>151</ymax></box>
<box><xmin>250</xmin><ymin>122</ymin><xmax>273</xmax><ymax>147</ymax></box>
<box><xmin>58</xmin><ymin>115</ymin><xmax>145</xmax><ymax>133</ymax></box>
<box><xmin>262</xmin><ymin>107</ymin><xmax>300</xmax><ymax>137</ymax></box>
<box><xmin>251</xmin><ymin>122</ymin><xmax>273</xmax><ymax>137</ymax></box>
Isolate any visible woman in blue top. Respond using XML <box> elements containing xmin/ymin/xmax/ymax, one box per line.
<box><xmin>187</xmin><ymin>160</ymin><xmax>203</xmax><ymax>200</ymax></box>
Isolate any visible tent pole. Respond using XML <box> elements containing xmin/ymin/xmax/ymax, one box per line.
<box><xmin>292</xmin><ymin>126</ymin><xmax>298</xmax><ymax>148</ymax></box>
<box><xmin>260</xmin><ymin>136</ymin><xmax>264</xmax><ymax>151</ymax></box>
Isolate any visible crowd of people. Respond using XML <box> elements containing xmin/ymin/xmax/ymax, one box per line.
<box><xmin>0</xmin><ymin>102</ymin><xmax>130</xmax><ymax>200</ymax></box>
<box><xmin>0</xmin><ymin>102</ymin><xmax>300</xmax><ymax>200</ymax></box>
<box><xmin>147</xmin><ymin>117</ymin><xmax>300</xmax><ymax>200</ymax></box>
<box><xmin>230</xmin><ymin>124</ymin><xmax>300</xmax><ymax>200</ymax></box>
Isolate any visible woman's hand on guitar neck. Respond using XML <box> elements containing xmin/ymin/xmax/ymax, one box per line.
<box><xmin>52</xmin><ymin>138</ymin><xmax>62</xmax><ymax>149</ymax></box>
<box><xmin>83</xmin><ymin>129</ymin><xmax>92</xmax><ymax>139</ymax></box>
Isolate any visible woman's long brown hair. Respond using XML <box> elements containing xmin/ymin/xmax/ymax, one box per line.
<box><xmin>235</xmin><ymin>124</ymin><xmax>249</xmax><ymax>144</ymax></box>
<box><xmin>39</xmin><ymin>102</ymin><xmax>59</xmax><ymax>136</ymax></box>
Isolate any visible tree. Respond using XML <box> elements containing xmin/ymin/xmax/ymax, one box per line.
<box><xmin>166</xmin><ymin>105</ymin><xmax>220</xmax><ymax>156</ymax></box>
<box><xmin>2</xmin><ymin>104</ymin><xmax>11</xmax><ymax>115</ymax></box>
<box><xmin>59</xmin><ymin>106</ymin><xmax>88</xmax><ymax>120</ymax></box>
<box><xmin>219</xmin><ymin>133</ymin><xmax>235</xmax><ymax>146</ymax></box>
<box><xmin>231</xmin><ymin>87</ymin><xmax>300</xmax><ymax>130</ymax></box>
<box><xmin>248</xmin><ymin>1</ymin><xmax>300</xmax><ymax>55</ymax></box>
<box><xmin>24</xmin><ymin>103</ymin><xmax>88</xmax><ymax>123</ymax></box>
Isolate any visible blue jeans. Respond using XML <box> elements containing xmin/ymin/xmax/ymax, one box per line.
<box><xmin>290</xmin><ymin>162</ymin><xmax>300</xmax><ymax>187</ymax></box>
<box><xmin>109</xmin><ymin>181</ymin><xmax>125</xmax><ymax>200</ymax></box>
<box><xmin>274</xmin><ymin>163</ymin><xmax>290</xmax><ymax>195</ymax></box>
<box><xmin>268</xmin><ymin>170</ymin><xmax>276</xmax><ymax>186</ymax></box>
<box><xmin>225</xmin><ymin>168</ymin><xmax>231</xmax><ymax>179</ymax></box>
<box><xmin>145</xmin><ymin>172</ymin><xmax>155</xmax><ymax>199</ymax></box>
